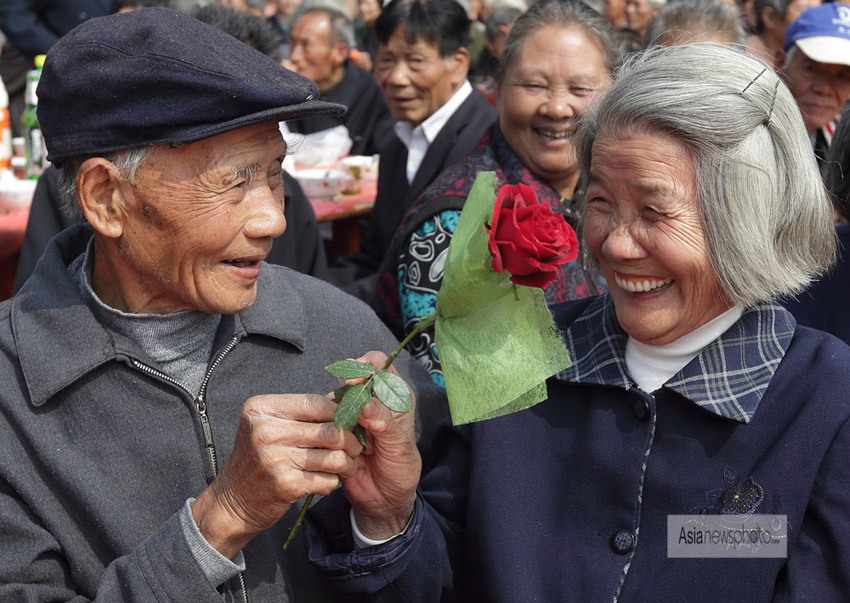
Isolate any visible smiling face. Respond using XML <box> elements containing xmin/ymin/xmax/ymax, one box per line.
<box><xmin>374</xmin><ymin>26</ymin><xmax>468</xmax><ymax>128</ymax></box>
<box><xmin>583</xmin><ymin>130</ymin><xmax>733</xmax><ymax>345</ymax></box>
<box><xmin>783</xmin><ymin>47</ymin><xmax>850</xmax><ymax>132</ymax></box>
<box><xmin>496</xmin><ymin>25</ymin><xmax>611</xmax><ymax>198</ymax></box>
<box><xmin>91</xmin><ymin>121</ymin><xmax>288</xmax><ymax>315</ymax></box>
<box><xmin>625</xmin><ymin>0</ymin><xmax>658</xmax><ymax>37</ymax></box>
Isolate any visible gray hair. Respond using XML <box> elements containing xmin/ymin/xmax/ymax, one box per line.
<box><xmin>485</xmin><ymin>5</ymin><xmax>523</xmax><ymax>43</ymax></box>
<box><xmin>573</xmin><ymin>43</ymin><xmax>836</xmax><ymax>305</ymax></box>
<box><xmin>650</xmin><ymin>0</ymin><xmax>746</xmax><ymax>47</ymax></box>
<box><xmin>291</xmin><ymin>5</ymin><xmax>355</xmax><ymax>47</ymax></box>
<box><xmin>498</xmin><ymin>0</ymin><xmax>621</xmax><ymax>84</ymax></box>
<box><xmin>57</xmin><ymin>147</ymin><xmax>155</xmax><ymax>222</ymax></box>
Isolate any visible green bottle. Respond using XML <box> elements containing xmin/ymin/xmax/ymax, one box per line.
<box><xmin>22</xmin><ymin>54</ymin><xmax>46</xmax><ymax>180</ymax></box>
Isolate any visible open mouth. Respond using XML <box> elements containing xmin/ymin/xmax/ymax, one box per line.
<box><xmin>614</xmin><ymin>273</ymin><xmax>673</xmax><ymax>293</ymax></box>
<box><xmin>224</xmin><ymin>260</ymin><xmax>257</xmax><ymax>268</ymax></box>
<box><xmin>535</xmin><ymin>128</ymin><xmax>570</xmax><ymax>141</ymax></box>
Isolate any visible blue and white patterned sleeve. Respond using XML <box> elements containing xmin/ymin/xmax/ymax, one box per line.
<box><xmin>397</xmin><ymin>210</ymin><xmax>461</xmax><ymax>387</ymax></box>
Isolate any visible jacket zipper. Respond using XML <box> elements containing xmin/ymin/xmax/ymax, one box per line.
<box><xmin>131</xmin><ymin>335</ymin><xmax>250</xmax><ymax>603</ymax></box>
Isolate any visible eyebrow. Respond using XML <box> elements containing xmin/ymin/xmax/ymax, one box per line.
<box><xmin>232</xmin><ymin>162</ymin><xmax>260</xmax><ymax>185</ymax></box>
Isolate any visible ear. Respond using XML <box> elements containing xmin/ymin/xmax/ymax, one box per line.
<box><xmin>448</xmin><ymin>46</ymin><xmax>470</xmax><ymax>87</ymax></box>
<box><xmin>761</xmin><ymin>6</ymin><xmax>778</xmax><ymax>30</ymax></box>
<box><xmin>331</xmin><ymin>42</ymin><xmax>349</xmax><ymax>66</ymax></box>
<box><xmin>76</xmin><ymin>158</ymin><xmax>131</xmax><ymax>239</ymax></box>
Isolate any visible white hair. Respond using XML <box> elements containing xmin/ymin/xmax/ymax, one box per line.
<box><xmin>58</xmin><ymin>146</ymin><xmax>155</xmax><ymax>222</ymax></box>
<box><xmin>574</xmin><ymin>43</ymin><xmax>836</xmax><ymax>305</ymax></box>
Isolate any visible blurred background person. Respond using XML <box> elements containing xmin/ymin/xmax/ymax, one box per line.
<box><xmin>219</xmin><ymin>0</ymin><xmax>267</xmax><ymax>16</ymax></box>
<box><xmin>780</xmin><ymin>3</ymin><xmax>850</xmax><ymax>172</ymax></box>
<box><xmin>353</xmin><ymin>0</ymin><xmax>383</xmax><ymax>69</ymax></box>
<box><xmin>372</xmin><ymin>0</ymin><xmax>612</xmax><ymax>382</ymax></box>
<box><xmin>782</xmin><ymin>105</ymin><xmax>850</xmax><ymax>345</ymax></box>
<box><xmin>0</xmin><ymin>0</ymin><xmax>112</xmax><ymax>137</ymax></box>
<box><xmin>286</xmin><ymin>5</ymin><xmax>394</xmax><ymax>154</ymax></box>
<box><xmin>602</xmin><ymin>0</ymin><xmax>628</xmax><ymax>28</ymax></box>
<box><xmin>751</xmin><ymin>0</ymin><xmax>820</xmax><ymax>68</ymax></box>
<box><xmin>625</xmin><ymin>0</ymin><xmax>663</xmax><ymax>44</ymax></box>
<box><xmin>113</xmin><ymin>0</ymin><xmax>172</xmax><ymax>11</ymax></box>
<box><xmin>331</xmin><ymin>0</ymin><xmax>497</xmax><ymax>300</ymax></box>
<box><xmin>473</xmin><ymin>1</ymin><xmax>524</xmax><ymax>103</ymax></box>
<box><xmin>650</xmin><ymin>0</ymin><xmax>745</xmax><ymax>45</ymax></box>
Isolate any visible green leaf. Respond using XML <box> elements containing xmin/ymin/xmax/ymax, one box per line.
<box><xmin>325</xmin><ymin>360</ymin><xmax>376</xmax><ymax>380</ymax></box>
<box><xmin>333</xmin><ymin>380</ymin><xmax>373</xmax><ymax>430</ymax></box>
<box><xmin>331</xmin><ymin>385</ymin><xmax>350</xmax><ymax>405</ymax></box>
<box><xmin>371</xmin><ymin>370</ymin><xmax>412</xmax><ymax>413</ymax></box>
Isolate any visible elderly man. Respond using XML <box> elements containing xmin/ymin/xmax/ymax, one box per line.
<box><xmin>333</xmin><ymin>0</ymin><xmax>497</xmax><ymax>299</ymax></box>
<box><xmin>0</xmin><ymin>8</ymin><xmax>443</xmax><ymax>602</ymax></box>
<box><xmin>781</xmin><ymin>3</ymin><xmax>850</xmax><ymax>171</ymax></box>
<box><xmin>625</xmin><ymin>0</ymin><xmax>663</xmax><ymax>40</ymax></box>
<box><xmin>752</xmin><ymin>0</ymin><xmax>821</xmax><ymax>67</ymax></box>
<box><xmin>286</xmin><ymin>6</ymin><xmax>394</xmax><ymax>156</ymax></box>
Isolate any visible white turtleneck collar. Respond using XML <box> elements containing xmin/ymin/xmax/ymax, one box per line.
<box><xmin>625</xmin><ymin>305</ymin><xmax>745</xmax><ymax>393</ymax></box>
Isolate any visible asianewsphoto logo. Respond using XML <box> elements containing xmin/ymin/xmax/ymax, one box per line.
<box><xmin>667</xmin><ymin>515</ymin><xmax>788</xmax><ymax>559</ymax></box>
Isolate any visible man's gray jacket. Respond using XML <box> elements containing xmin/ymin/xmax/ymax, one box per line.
<box><xmin>0</xmin><ymin>225</ymin><xmax>446</xmax><ymax>602</ymax></box>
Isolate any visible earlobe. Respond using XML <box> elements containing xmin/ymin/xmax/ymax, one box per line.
<box><xmin>77</xmin><ymin>158</ymin><xmax>127</xmax><ymax>239</ymax></box>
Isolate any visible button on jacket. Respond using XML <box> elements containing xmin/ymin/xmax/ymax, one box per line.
<box><xmin>306</xmin><ymin>295</ymin><xmax>850</xmax><ymax>602</ymax></box>
<box><xmin>0</xmin><ymin>224</ymin><xmax>446</xmax><ymax>602</ymax></box>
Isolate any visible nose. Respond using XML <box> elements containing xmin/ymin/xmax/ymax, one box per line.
<box><xmin>539</xmin><ymin>89</ymin><xmax>577</xmax><ymax>121</ymax></box>
<box><xmin>244</xmin><ymin>183</ymin><xmax>287</xmax><ymax>240</ymax></box>
<box><xmin>384</xmin><ymin>61</ymin><xmax>411</xmax><ymax>88</ymax></box>
<box><xmin>600</xmin><ymin>223</ymin><xmax>647</xmax><ymax>262</ymax></box>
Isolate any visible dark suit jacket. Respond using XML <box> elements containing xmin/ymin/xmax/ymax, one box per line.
<box><xmin>334</xmin><ymin>88</ymin><xmax>497</xmax><ymax>299</ymax></box>
<box><xmin>287</xmin><ymin>62</ymin><xmax>394</xmax><ymax>157</ymax></box>
<box><xmin>0</xmin><ymin>0</ymin><xmax>112</xmax><ymax>58</ymax></box>
<box><xmin>13</xmin><ymin>167</ymin><xmax>329</xmax><ymax>293</ymax></box>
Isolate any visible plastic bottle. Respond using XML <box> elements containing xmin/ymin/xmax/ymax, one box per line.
<box><xmin>0</xmin><ymin>77</ymin><xmax>11</xmax><ymax>171</ymax></box>
<box><xmin>22</xmin><ymin>54</ymin><xmax>46</xmax><ymax>180</ymax></box>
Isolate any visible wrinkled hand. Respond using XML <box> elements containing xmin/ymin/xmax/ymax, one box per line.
<box><xmin>192</xmin><ymin>394</ymin><xmax>364</xmax><ymax>558</ymax></box>
<box><xmin>340</xmin><ymin>352</ymin><xmax>421</xmax><ymax>540</ymax></box>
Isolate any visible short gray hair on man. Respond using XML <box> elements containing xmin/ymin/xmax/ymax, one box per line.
<box><xmin>292</xmin><ymin>3</ymin><xmax>355</xmax><ymax>47</ymax></box>
<box><xmin>753</xmin><ymin>0</ymin><xmax>795</xmax><ymax>34</ymax></box>
<box><xmin>573</xmin><ymin>43</ymin><xmax>836</xmax><ymax>306</ymax></box>
<box><xmin>57</xmin><ymin>146</ymin><xmax>155</xmax><ymax>222</ymax></box>
<box><xmin>498</xmin><ymin>0</ymin><xmax>621</xmax><ymax>84</ymax></box>
<box><xmin>485</xmin><ymin>5</ymin><xmax>523</xmax><ymax>43</ymax></box>
<box><xmin>650</xmin><ymin>0</ymin><xmax>746</xmax><ymax>46</ymax></box>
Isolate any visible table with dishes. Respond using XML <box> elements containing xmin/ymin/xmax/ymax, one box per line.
<box><xmin>294</xmin><ymin>154</ymin><xmax>378</xmax><ymax>261</ymax></box>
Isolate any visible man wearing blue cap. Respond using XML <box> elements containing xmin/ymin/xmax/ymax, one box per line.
<box><xmin>782</xmin><ymin>2</ymin><xmax>850</xmax><ymax>172</ymax></box>
<box><xmin>0</xmin><ymin>7</ymin><xmax>443</xmax><ymax>602</ymax></box>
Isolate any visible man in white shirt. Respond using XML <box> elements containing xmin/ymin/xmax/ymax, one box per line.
<box><xmin>332</xmin><ymin>0</ymin><xmax>497</xmax><ymax>299</ymax></box>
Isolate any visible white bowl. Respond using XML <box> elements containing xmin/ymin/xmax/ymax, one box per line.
<box><xmin>0</xmin><ymin>177</ymin><xmax>36</xmax><ymax>211</ymax></box>
<box><xmin>295</xmin><ymin>168</ymin><xmax>350</xmax><ymax>199</ymax></box>
<box><xmin>339</xmin><ymin>155</ymin><xmax>379</xmax><ymax>181</ymax></box>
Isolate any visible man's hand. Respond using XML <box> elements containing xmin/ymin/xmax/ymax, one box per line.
<box><xmin>340</xmin><ymin>352</ymin><xmax>421</xmax><ymax>540</ymax></box>
<box><xmin>191</xmin><ymin>394</ymin><xmax>364</xmax><ymax>558</ymax></box>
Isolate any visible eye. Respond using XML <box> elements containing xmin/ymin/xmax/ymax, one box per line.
<box><xmin>640</xmin><ymin>206</ymin><xmax>663</xmax><ymax>222</ymax></box>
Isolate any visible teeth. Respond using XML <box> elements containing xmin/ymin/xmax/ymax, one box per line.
<box><xmin>537</xmin><ymin>129</ymin><xmax>569</xmax><ymax>140</ymax></box>
<box><xmin>614</xmin><ymin>274</ymin><xmax>672</xmax><ymax>293</ymax></box>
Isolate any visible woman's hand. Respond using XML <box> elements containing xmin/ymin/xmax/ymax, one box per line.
<box><xmin>340</xmin><ymin>352</ymin><xmax>421</xmax><ymax>540</ymax></box>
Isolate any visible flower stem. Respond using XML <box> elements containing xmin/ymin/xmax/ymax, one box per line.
<box><xmin>283</xmin><ymin>312</ymin><xmax>438</xmax><ymax>551</ymax></box>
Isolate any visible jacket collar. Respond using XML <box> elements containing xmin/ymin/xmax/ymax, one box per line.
<box><xmin>12</xmin><ymin>224</ymin><xmax>307</xmax><ymax>407</ymax></box>
<box><xmin>554</xmin><ymin>295</ymin><xmax>796</xmax><ymax>423</ymax></box>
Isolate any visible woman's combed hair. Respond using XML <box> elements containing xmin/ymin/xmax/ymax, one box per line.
<box><xmin>57</xmin><ymin>146</ymin><xmax>154</xmax><ymax>222</ymax></box>
<box><xmin>573</xmin><ymin>43</ymin><xmax>836</xmax><ymax>306</ymax></box>
<box><xmin>498</xmin><ymin>0</ymin><xmax>621</xmax><ymax>84</ymax></box>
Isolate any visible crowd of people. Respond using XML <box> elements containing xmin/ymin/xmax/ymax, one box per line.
<box><xmin>0</xmin><ymin>0</ymin><xmax>849</xmax><ymax>600</ymax></box>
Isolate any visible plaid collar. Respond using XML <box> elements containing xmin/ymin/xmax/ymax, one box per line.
<box><xmin>554</xmin><ymin>295</ymin><xmax>796</xmax><ymax>423</ymax></box>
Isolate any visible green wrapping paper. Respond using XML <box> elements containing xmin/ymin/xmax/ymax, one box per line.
<box><xmin>435</xmin><ymin>172</ymin><xmax>573</xmax><ymax>425</ymax></box>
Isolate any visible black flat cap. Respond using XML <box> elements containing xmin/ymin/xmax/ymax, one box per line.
<box><xmin>38</xmin><ymin>7</ymin><xmax>346</xmax><ymax>163</ymax></box>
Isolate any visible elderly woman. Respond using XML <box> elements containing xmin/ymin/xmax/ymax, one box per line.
<box><xmin>374</xmin><ymin>0</ymin><xmax>613</xmax><ymax>383</ymax></box>
<box><xmin>0</xmin><ymin>8</ymin><xmax>442</xmax><ymax>602</ymax></box>
<box><xmin>304</xmin><ymin>44</ymin><xmax>850</xmax><ymax>600</ymax></box>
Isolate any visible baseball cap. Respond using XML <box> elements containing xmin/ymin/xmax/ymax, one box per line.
<box><xmin>783</xmin><ymin>3</ymin><xmax>850</xmax><ymax>67</ymax></box>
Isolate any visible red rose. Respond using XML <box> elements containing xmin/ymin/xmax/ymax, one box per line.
<box><xmin>486</xmin><ymin>183</ymin><xmax>579</xmax><ymax>289</ymax></box>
